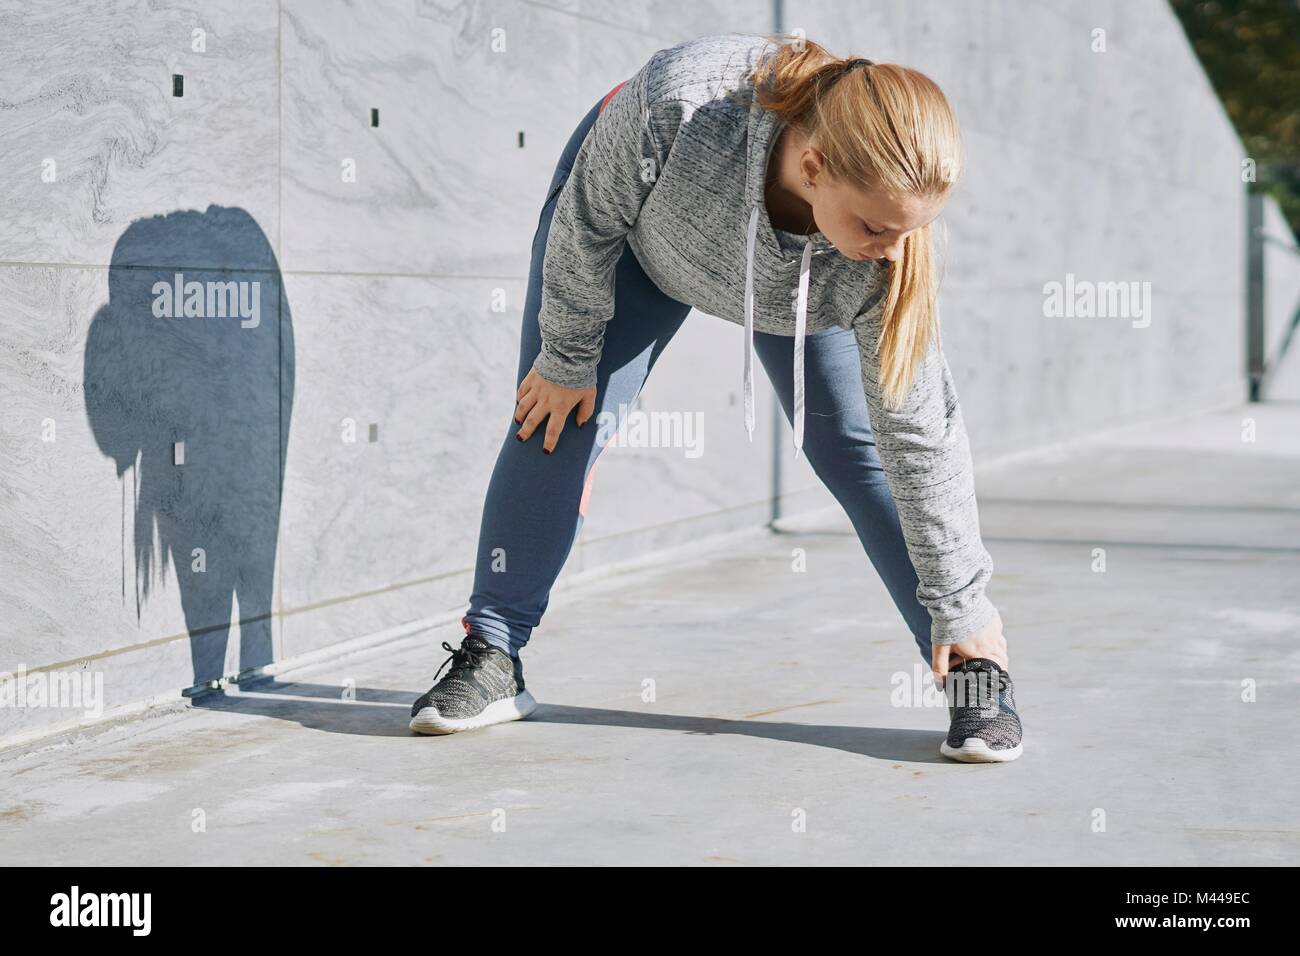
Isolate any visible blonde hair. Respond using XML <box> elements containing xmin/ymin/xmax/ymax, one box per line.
<box><xmin>752</xmin><ymin>34</ymin><xmax>963</xmax><ymax>409</ymax></box>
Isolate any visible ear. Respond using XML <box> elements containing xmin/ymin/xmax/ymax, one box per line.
<box><xmin>799</xmin><ymin>144</ymin><xmax>827</xmax><ymax>179</ymax></box>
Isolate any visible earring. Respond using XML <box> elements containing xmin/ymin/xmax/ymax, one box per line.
<box><xmin>801</xmin><ymin>179</ymin><xmax>812</xmax><ymax>188</ymax></box>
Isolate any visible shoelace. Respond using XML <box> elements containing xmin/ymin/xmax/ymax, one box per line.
<box><xmin>432</xmin><ymin>639</ymin><xmax>491</xmax><ymax>683</ymax></box>
<box><xmin>950</xmin><ymin>664</ymin><xmax>1005</xmax><ymax>714</ymax></box>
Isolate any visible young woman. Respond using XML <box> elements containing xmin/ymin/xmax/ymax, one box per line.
<box><xmin>410</xmin><ymin>32</ymin><xmax>1023</xmax><ymax>763</ymax></box>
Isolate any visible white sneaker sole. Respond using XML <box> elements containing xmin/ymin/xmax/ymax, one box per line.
<box><xmin>409</xmin><ymin>690</ymin><xmax>537</xmax><ymax>736</ymax></box>
<box><xmin>940</xmin><ymin>737</ymin><xmax>1023</xmax><ymax>763</ymax></box>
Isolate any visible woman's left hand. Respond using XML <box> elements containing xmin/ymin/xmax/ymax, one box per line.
<box><xmin>931</xmin><ymin>609</ymin><xmax>1008</xmax><ymax>688</ymax></box>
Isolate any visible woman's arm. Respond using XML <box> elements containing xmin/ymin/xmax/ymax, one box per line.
<box><xmin>531</xmin><ymin>53</ymin><xmax>671</xmax><ymax>391</ymax></box>
<box><xmin>850</xmin><ymin>297</ymin><xmax>998</xmax><ymax>650</ymax></box>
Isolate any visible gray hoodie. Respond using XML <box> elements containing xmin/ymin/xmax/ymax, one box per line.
<box><xmin>531</xmin><ymin>32</ymin><xmax>995</xmax><ymax>646</ymax></box>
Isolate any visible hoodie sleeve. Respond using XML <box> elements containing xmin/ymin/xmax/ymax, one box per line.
<box><xmin>851</xmin><ymin>296</ymin><xmax>998</xmax><ymax>647</ymax></box>
<box><xmin>529</xmin><ymin>54</ymin><xmax>671</xmax><ymax>390</ymax></box>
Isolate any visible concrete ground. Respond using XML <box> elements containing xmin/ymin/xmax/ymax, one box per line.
<box><xmin>3</xmin><ymin>402</ymin><xmax>1298</xmax><ymax>865</ymax></box>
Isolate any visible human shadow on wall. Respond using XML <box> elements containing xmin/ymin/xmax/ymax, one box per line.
<box><xmin>83</xmin><ymin>206</ymin><xmax>293</xmax><ymax>686</ymax></box>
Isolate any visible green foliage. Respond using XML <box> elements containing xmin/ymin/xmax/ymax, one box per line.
<box><xmin>1169</xmin><ymin>0</ymin><xmax>1300</xmax><ymax>238</ymax></box>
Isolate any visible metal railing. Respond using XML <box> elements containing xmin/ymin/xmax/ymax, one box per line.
<box><xmin>1246</xmin><ymin>191</ymin><xmax>1300</xmax><ymax>402</ymax></box>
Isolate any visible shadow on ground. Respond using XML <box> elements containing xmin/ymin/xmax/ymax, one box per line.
<box><xmin>192</xmin><ymin>678</ymin><xmax>947</xmax><ymax>762</ymax></box>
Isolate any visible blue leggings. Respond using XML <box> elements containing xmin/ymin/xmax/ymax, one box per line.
<box><xmin>461</xmin><ymin>95</ymin><xmax>934</xmax><ymax>665</ymax></box>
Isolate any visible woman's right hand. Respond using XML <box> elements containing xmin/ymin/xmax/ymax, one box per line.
<box><xmin>514</xmin><ymin>368</ymin><xmax>597</xmax><ymax>454</ymax></box>
<box><xmin>930</xmin><ymin>609</ymin><xmax>1009</xmax><ymax>688</ymax></box>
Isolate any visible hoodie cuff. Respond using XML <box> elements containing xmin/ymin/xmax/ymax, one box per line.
<box><xmin>531</xmin><ymin>342</ymin><xmax>598</xmax><ymax>391</ymax></box>
<box><xmin>929</xmin><ymin>593</ymin><xmax>999</xmax><ymax>647</ymax></box>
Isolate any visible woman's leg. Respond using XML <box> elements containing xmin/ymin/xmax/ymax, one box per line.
<box><xmin>753</xmin><ymin>325</ymin><xmax>934</xmax><ymax>664</ymax></box>
<box><xmin>461</xmin><ymin>96</ymin><xmax>693</xmax><ymax>659</ymax></box>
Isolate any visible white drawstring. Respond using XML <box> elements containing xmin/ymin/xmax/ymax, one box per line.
<box><xmin>744</xmin><ymin>205</ymin><xmax>810</xmax><ymax>460</ymax></box>
<box><xmin>743</xmin><ymin>207</ymin><xmax>759</xmax><ymax>444</ymax></box>
<box><xmin>792</xmin><ymin>237</ymin><xmax>811</xmax><ymax>460</ymax></box>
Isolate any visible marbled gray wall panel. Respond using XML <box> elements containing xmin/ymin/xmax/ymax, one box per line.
<box><xmin>280</xmin><ymin>0</ymin><xmax>582</xmax><ymax>275</ymax></box>
<box><xmin>0</xmin><ymin>1</ymin><xmax>279</xmax><ymax>270</ymax></box>
<box><xmin>574</xmin><ymin>0</ymin><xmax>775</xmax><ymax>101</ymax></box>
<box><xmin>580</xmin><ymin>0</ymin><xmax>767</xmax><ymax>41</ymax></box>
<box><xmin>277</xmin><ymin>271</ymin><xmax>522</xmax><ymax>658</ymax></box>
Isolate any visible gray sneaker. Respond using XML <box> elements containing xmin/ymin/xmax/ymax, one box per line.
<box><xmin>939</xmin><ymin>657</ymin><xmax>1023</xmax><ymax>763</ymax></box>
<box><xmin>409</xmin><ymin>636</ymin><xmax>537</xmax><ymax>735</ymax></box>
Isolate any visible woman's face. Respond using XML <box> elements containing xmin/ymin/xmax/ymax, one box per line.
<box><xmin>809</xmin><ymin>171</ymin><xmax>948</xmax><ymax>263</ymax></box>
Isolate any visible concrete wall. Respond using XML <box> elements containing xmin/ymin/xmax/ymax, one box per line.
<box><xmin>0</xmin><ymin>0</ymin><xmax>1254</xmax><ymax>744</ymax></box>
<box><xmin>780</xmin><ymin>0</ymin><xmax>1250</xmax><ymax>453</ymax></box>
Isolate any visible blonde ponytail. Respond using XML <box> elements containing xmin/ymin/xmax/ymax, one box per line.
<box><xmin>752</xmin><ymin>33</ymin><xmax>962</xmax><ymax>409</ymax></box>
